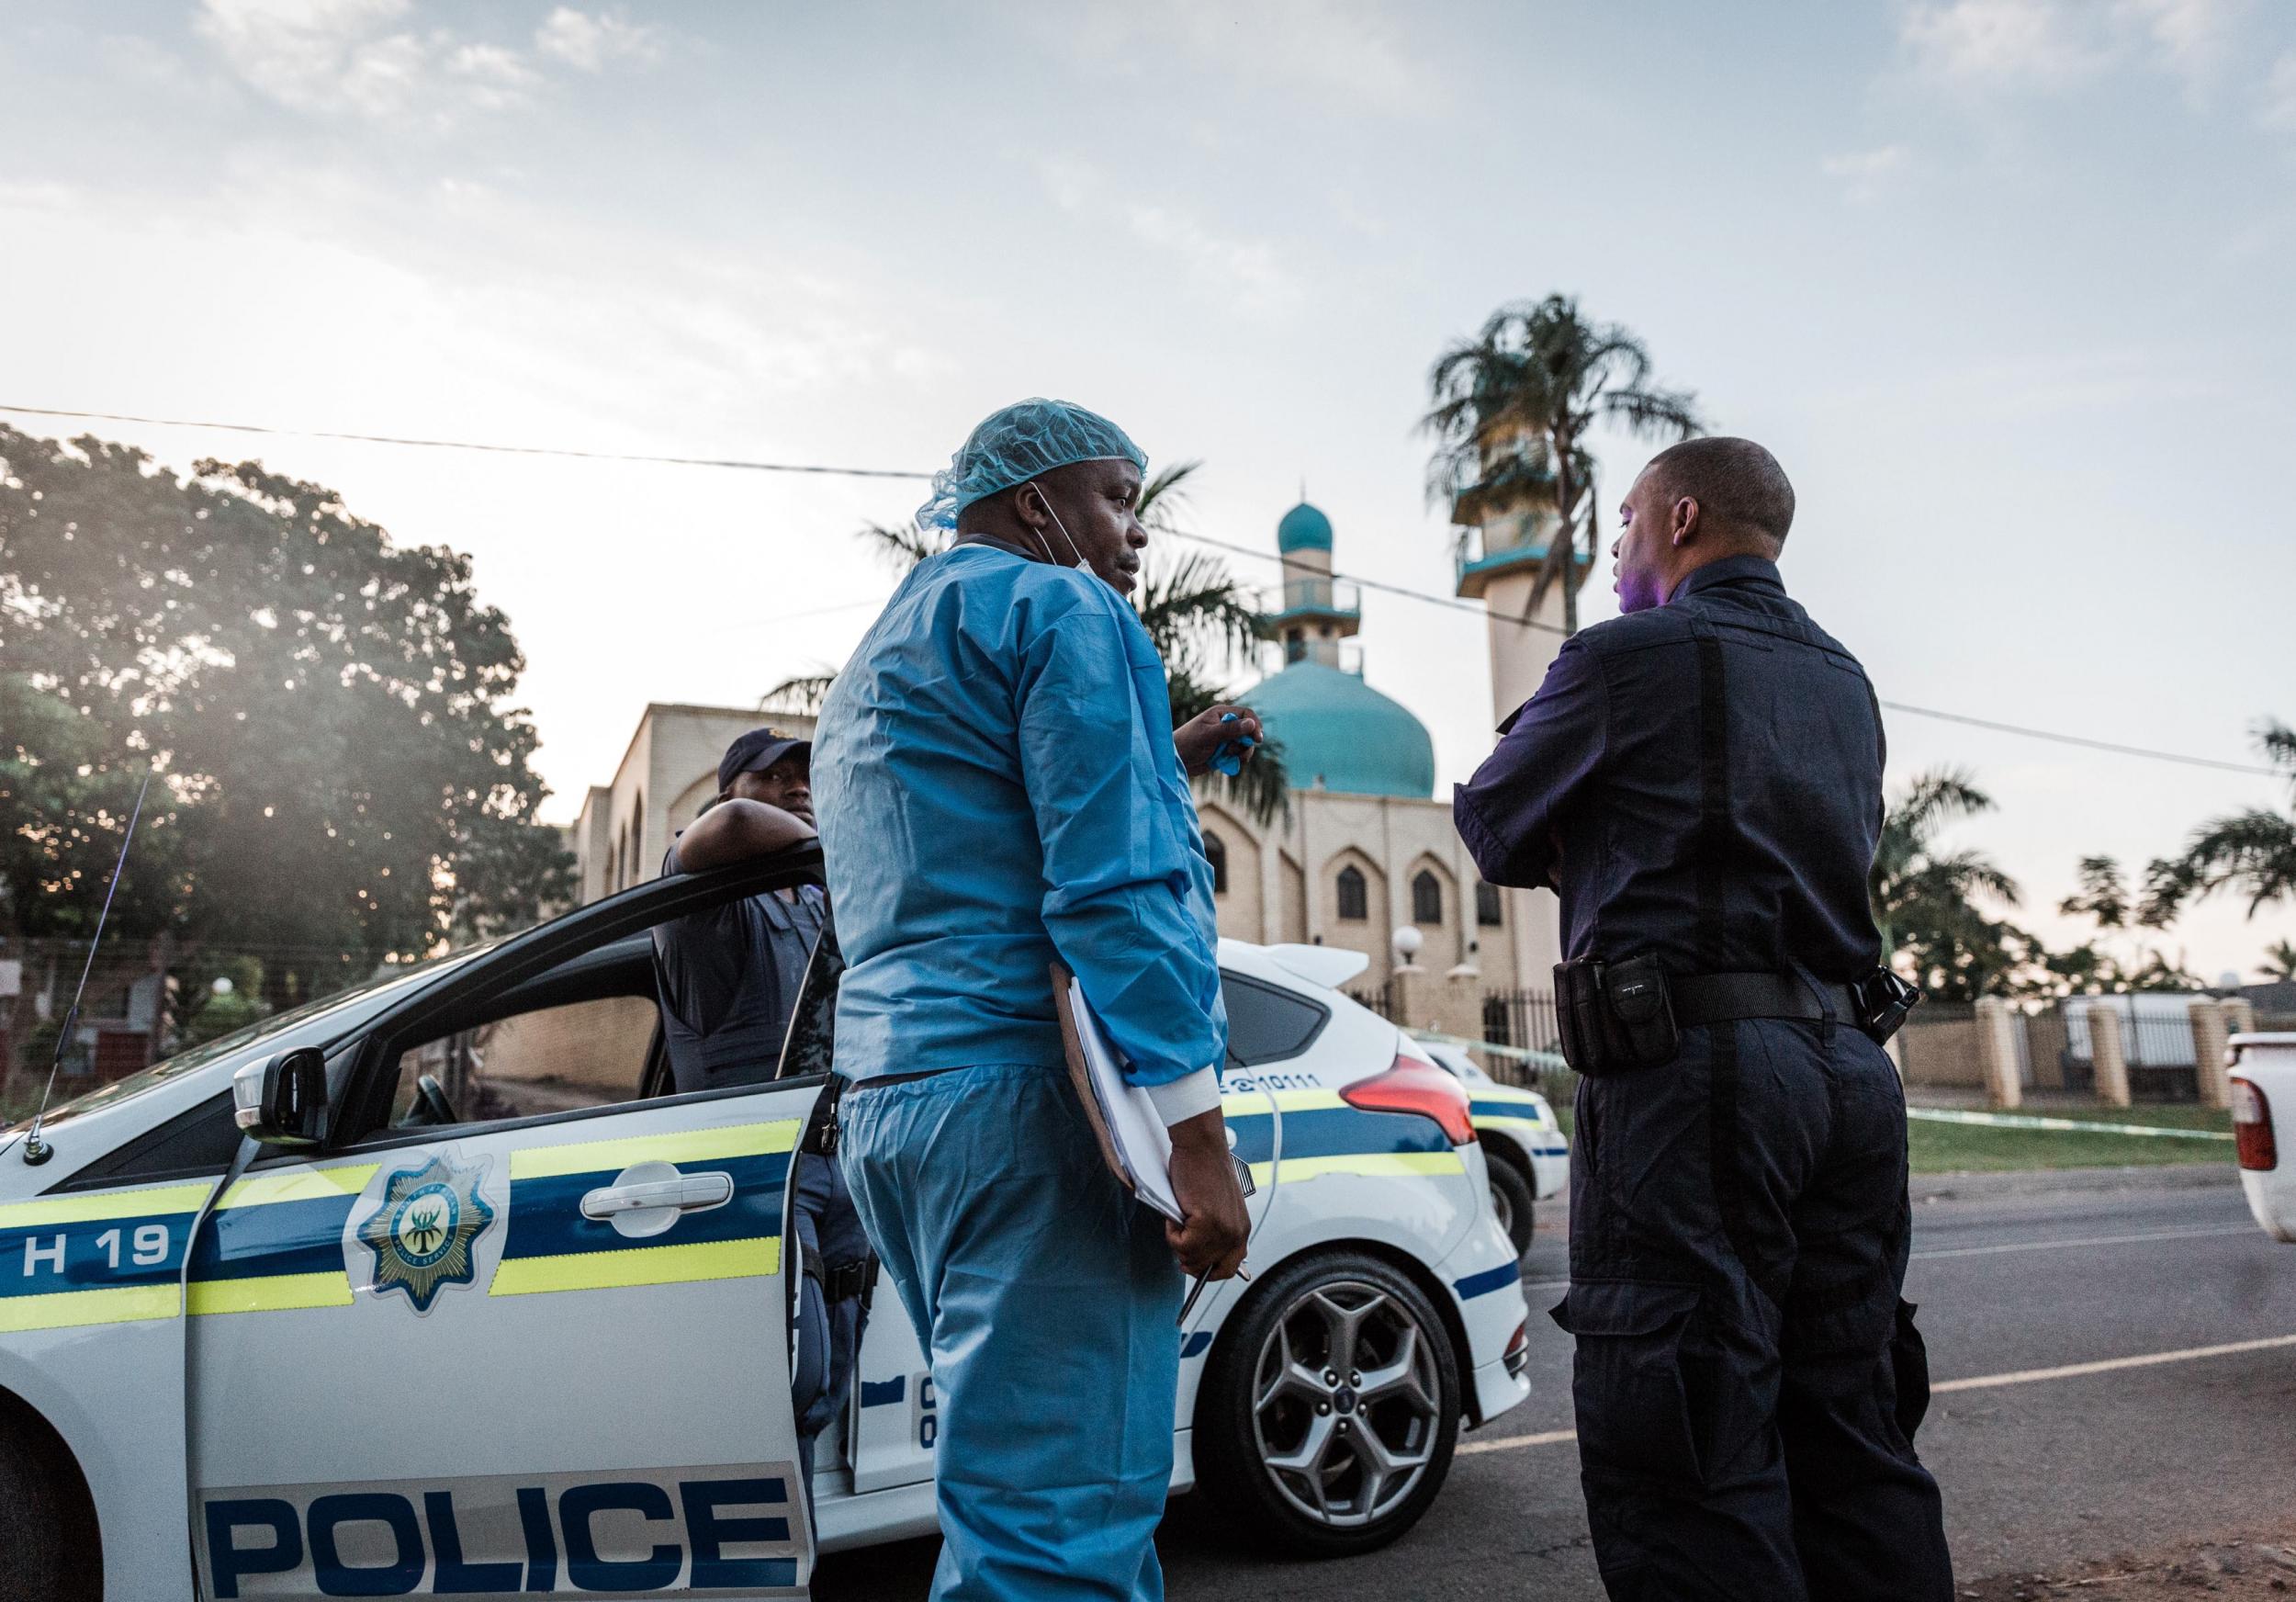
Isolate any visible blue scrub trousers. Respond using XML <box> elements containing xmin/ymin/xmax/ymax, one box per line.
<box><xmin>838</xmin><ymin>1063</ymin><xmax>1182</xmax><ymax>1602</ymax></box>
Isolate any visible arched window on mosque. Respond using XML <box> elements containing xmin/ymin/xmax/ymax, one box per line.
<box><xmin>1412</xmin><ymin>870</ymin><xmax>1443</xmax><ymax>926</ymax></box>
<box><xmin>1335</xmin><ymin>864</ymin><xmax>1367</xmax><ymax>921</ymax></box>
<box><xmin>1476</xmin><ymin>881</ymin><xmax>1503</xmax><ymax>928</ymax></box>
<box><xmin>1204</xmin><ymin>831</ymin><xmax>1229</xmax><ymax>896</ymax></box>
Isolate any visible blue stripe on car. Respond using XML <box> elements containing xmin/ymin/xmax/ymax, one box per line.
<box><xmin>1454</xmin><ymin>1262</ymin><xmax>1520</xmax><ymax>1301</ymax></box>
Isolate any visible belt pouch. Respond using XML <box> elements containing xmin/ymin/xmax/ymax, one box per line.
<box><xmin>1602</xmin><ymin>954</ymin><xmax>1682</xmax><ymax>1068</ymax></box>
<box><xmin>1554</xmin><ymin>958</ymin><xmax>1612</xmax><ymax>1075</ymax></box>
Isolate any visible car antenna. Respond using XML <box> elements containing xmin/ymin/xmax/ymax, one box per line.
<box><xmin>21</xmin><ymin>770</ymin><xmax>152</xmax><ymax>1168</ymax></box>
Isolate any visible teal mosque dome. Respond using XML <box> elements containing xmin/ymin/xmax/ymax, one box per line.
<box><xmin>1276</xmin><ymin>502</ymin><xmax>1334</xmax><ymax>552</ymax></box>
<box><xmin>1249</xmin><ymin>660</ymin><xmax>1435</xmax><ymax>800</ymax></box>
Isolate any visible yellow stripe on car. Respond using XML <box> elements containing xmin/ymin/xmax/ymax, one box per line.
<box><xmin>0</xmin><ymin>1181</ymin><xmax>213</xmax><ymax>1229</ymax></box>
<box><xmin>0</xmin><ymin>1283</ymin><xmax>180</xmax><ymax>1334</ymax></box>
<box><xmin>491</xmin><ymin>1235</ymin><xmax>782</xmax><ymax>1298</ymax></box>
<box><xmin>1245</xmin><ymin>1151</ymin><xmax>1468</xmax><ymax>1187</ymax></box>
<box><xmin>507</xmin><ymin>1119</ymin><xmax>802</xmax><ymax>1179</ymax></box>
<box><xmin>189</xmin><ymin>1272</ymin><xmax>355</xmax><ymax>1317</ymax></box>
<box><xmin>218</xmin><ymin>1164</ymin><xmax>380</xmax><ymax>1211</ymax></box>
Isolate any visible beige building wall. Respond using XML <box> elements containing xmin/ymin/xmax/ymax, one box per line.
<box><xmin>571</xmin><ymin>693</ymin><xmax>1566</xmax><ymax>1011</ymax></box>
<box><xmin>571</xmin><ymin>703</ymin><xmax>816</xmax><ymax>900</ymax></box>
<box><xmin>1191</xmin><ymin>782</ymin><xmax>1555</xmax><ymax>996</ymax></box>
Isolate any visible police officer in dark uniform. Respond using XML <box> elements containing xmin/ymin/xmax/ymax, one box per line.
<box><xmin>653</xmin><ymin>728</ymin><xmax>873</xmax><ymax>1489</ymax></box>
<box><xmin>1455</xmin><ymin>438</ymin><xmax>1952</xmax><ymax>1601</ymax></box>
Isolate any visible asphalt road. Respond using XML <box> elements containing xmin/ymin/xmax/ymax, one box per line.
<box><xmin>816</xmin><ymin>1166</ymin><xmax>2296</xmax><ymax>1599</ymax></box>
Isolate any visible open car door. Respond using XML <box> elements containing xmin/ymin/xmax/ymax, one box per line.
<box><xmin>186</xmin><ymin>857</ymin><xmax>822</xmax><ymax>1600</ymax></box>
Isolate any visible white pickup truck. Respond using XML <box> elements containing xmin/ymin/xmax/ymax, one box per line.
<box><xmin>2229</xmin><ymin>1032</ymin><xmax>2296</xmax><ymax>1244</ymax></box>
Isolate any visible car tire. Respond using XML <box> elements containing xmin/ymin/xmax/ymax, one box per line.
<box><xmin>0</xmin><ymin>1400</ymin><xmax>99</xmax><ymax>1602</ymax></box>
<box><xmin>1195</xmin><ymin>1249</ymin><xmax>1460</xmax><ymax>1558</ymax></box>
<box><xmin>1487</xmin><ymin>1155</ymin><xmax>1536</xmax><ymax>1258</ymax></box>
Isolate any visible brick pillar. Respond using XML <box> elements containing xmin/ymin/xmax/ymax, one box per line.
<box><xmin>2088</xmin><ymin>1004</ymin><xmax>2132</xmax><ymax>1108</ymax></box>
<box><xmin>2189</xmin><ymin>998</ymin><xmax>2232</xmax><ymax>1110</ymax></box>
<box><xmin>1975</xmin><ymin>997</ymin><xmax>2023</xmax><ymax>1109</ymax></box>
<box><xmin>1389</xmin><ymin>965</ymin><xmax>1433</xmax><ymax>1032</ymax></box>
<box><xmin>2223</xmin><ymin>997</ymin><xmax>2258</xmax><ymax>1038</ymax></box>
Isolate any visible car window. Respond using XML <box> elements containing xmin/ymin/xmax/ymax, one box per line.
<box><xmin>386</xmin><ymin>995</ymin><xmax>660</xmax><ymax>1129</ymax></box>
<box><xmin>1221</xmin><ymin>972</ymin><xmax>1330</xmax><ymax>1067</ymax></box>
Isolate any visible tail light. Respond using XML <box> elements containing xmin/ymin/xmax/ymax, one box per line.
<box><xmin>1342</xmin><ymin>1053</ymin><xmax>1477</xmax><ymax>1146</ymax></box>
<box><xmin>2232</xmin><ymin>1077</ymin><xmax>2278</xmax><ymax>1172</ymax></box>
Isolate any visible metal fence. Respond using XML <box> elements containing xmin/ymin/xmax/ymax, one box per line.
<box><xmin>1481</xmin><ymin>987</ymin><xmax>1562</xmax><ymax>1058</ymax></box>
<box><xmin>1344</xmin><ymin>979</ymin><xmax>1396</xmax><ymax>1021</ymax></box>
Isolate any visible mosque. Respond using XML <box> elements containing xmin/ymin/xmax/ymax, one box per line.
<box><xmin>568</xmin><ymin>489</ymin><xmax>1572</xmax><ymax>1004</ymax></box>
<box><xmin>1185</xmin><ymin>495</ymin><xmax>1565</xmax><ymax>997</ymax></box>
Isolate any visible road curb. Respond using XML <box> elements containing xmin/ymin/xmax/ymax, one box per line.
<box><xmin>1911</xmin><ymin>1163</ymin><xmax>2240</xmax><ymax>1202</ymax></box>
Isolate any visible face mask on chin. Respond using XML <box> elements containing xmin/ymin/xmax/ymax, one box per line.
<box><xmin>1032</xmin><ymin>491</ymin><xmax>1096</xmax><ymax>579</ymax></box>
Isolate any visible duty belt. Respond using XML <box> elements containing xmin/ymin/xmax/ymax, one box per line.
<box><xmin>1671</xmin><ymin>972</ymin><xmax>1858</xmax><ymax>1027</ymax></box>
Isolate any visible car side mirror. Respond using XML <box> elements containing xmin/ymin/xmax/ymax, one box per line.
<box><xmin>231</xmin><ymin>1048</ymin><xmax>329</xmax><ymax>1147</ymax></box>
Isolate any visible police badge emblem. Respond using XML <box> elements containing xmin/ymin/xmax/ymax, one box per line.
<box><xmin>356</xmin><ymin>1150</ymin><xmax>495</xmax><ymax>1314</ymax></box>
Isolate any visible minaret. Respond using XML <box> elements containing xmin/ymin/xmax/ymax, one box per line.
<box><xmin>1454</xmin><ymin>491</ymin><xmax>1583</xmax><ymax>721</ymax></box>
<box><xmin>1454</xmin><ymin>479</ymin><xmax>1579</xmax><ymax>989</ymax></box>
<box><xmin>1260</xmin><ymin>502</ymin><xmax>1360</xmax><ymax>670</ymax></box>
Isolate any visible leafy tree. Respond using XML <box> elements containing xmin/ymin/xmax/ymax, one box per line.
<box><xmin>1423</xmin><ymin>295</ymin><xmax>1702</xmax><ymax>634</ymax></box>
<box><xmin>2259</xmin><ymin>939</ymin><xmax>2296</xmax><ymax>982</ymax></box>
<box><xmin>2141</xmin><ymin>721</ymin><xmax>2296</xmax><ymax>927</ymax></box>
<box><xmin>2043</xmin><ymin>856</ymin><xmax>2203</xmax><ymax>994</ymax></box>
<box><xmin>1870</xmin><ymin>768</ymin><xmax>2029</xmax><ymax>999</ymax></box>
<box><xmin>0</xmin><ymin>425</ymin><xmax>570</xmax><ymax>985</ymax></box>
<box><xmin>771</xmin><ymin>460</ymin><xmax>1291</xmax><ymax>823</ymax></box>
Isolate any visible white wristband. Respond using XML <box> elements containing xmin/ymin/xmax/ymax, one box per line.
<box><xmin>1144</xmin><ymin>1066</ymin><xmax>1222</xmax><ymax>1127</ymax></box>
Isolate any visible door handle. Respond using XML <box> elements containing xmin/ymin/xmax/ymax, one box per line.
<box><xmin>580</xmin><ymin>1159</ymin><xmax>734</xmax><ymax>1237</ymax></box>
<box><xmin>580</xmin><ymin>1174</ymin><xmax>733</xmax><ymax>1218</ymax></box>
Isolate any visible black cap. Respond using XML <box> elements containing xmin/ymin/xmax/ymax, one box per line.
<box><xmin>717</xmin><ymin>728</ymin><xmax>812</xmax><ymax>795</ymax></box>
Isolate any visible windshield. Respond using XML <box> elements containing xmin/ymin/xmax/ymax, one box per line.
<box><xmin>9</xmin><ymin>944</ymin><xmax>493</xmax><ymax>1134</ymax></box>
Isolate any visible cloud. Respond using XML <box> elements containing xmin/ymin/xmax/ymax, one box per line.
<box><xmin>1067</xmin><ymin>0</ymin><xmax>1438</xmax><ymax>118</ymax></box>
<box><xmin>194</xmin><ymin>0</ymin><xmax>426</xmax><ymax>116</ymax></box>
<box><xmin>1123</xmin><ymin>204</ymin><xmax>1298</xmax><ymax>311</ymax></box>
<box><xmin>1901</xmin><ymin>0</ymin><xmax>2112</xmax><ymax>86</ymax></box>
<box><xmin>1041</xmin><ymin>158</ymin><xmax>1299</xmax><ymax>314</ymax></box>
<box><xmin>1898</xmin><ymin>0</ymin><xmax>2253</xmax><ymax>95</ymax></box>
<box><xmin>445</xmin><ymin>42</ymin><xmax>540</xmax><ymax>109</ymax></box>
<box><xmin>533</xmin><ymin>8</ymin><xmax>658</xmax><ymax>73</ymax></box>
<box><xmin>194</xmin><ymin>0</ymin><xmax>648</xmax><ymax>123</ymax></box>
<box><xmin>2265</xmin><ymin>51</ymin><xmax>2296</xmax><ymax>130</ymax></box>
<box><xmin>1821</xmin><ymin>143</ymin><xmax>1912</xmax><ymax>202</ymax></box>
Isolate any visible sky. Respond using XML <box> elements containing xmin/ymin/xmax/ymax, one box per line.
<box><xmin>2</xmin><ymin>0</ymin><xmax>2293</xmax><ymax>980</ymax></box>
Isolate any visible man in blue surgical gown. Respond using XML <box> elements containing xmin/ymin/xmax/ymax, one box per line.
<box><xmin>812</xmin><ymin>399</ymin><xmax>1251</xmax><ymax>1601</ymax></box>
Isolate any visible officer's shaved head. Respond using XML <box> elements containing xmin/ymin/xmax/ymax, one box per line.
<box><xmin>1642</xmin><ymin>437</ymin><xmax>1795</xmax><ymax>548</ymax></box>
<box><xmin>1611</xmin><ymin>436</ymin><xmax>1796</xmax><ymax>613</ymax></box>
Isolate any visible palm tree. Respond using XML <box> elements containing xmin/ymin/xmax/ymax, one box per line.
<box><xmin>1422</xmin><ymin>295</ymin><xmax>1703</xmax><ymax>634</ymax></box>
<box><xmin>2259</xmin><ymin>939</ymin><xmax>2296</xmax><ymax>982</ymax></box>
<box><xmin>767</xmin><ymin>461</ymin><xmax>1291</xmax><ymax>822</ymax></box>
<box><xmin>1869</xmin><ymin>768</ymin><xmax>2027</xmax><ymax>998</ymax></box>
<box><xmin>2142</xmin><ymin>721</ymin><xmax>2296</xmax><ymax>926</ymax></box>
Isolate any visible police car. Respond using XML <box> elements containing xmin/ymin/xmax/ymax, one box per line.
<box><xmin>0</xmin><ymin>847</ymin><xmax>1528</xmax><ymax>1598</ymax></box>
<box><xmin>1413</xmin><ymin>1039</ymin><xmax>1570</xmax><ymax>1257</ymax></box>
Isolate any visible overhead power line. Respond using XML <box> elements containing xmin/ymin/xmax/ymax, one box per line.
<box><xmin>0</xmin><ymin>403</ymin><xmax>935</xmax><ymax>481</ymax></box>
<box><xmin>1874</xmin><ymin>703</ymin><xmax>2278</xmax><ymax>777</ymax></box>
<box><xmin>6</xmin><ymin>400</ymin><xmax>2279</xmax><ymax>781</ymax></box>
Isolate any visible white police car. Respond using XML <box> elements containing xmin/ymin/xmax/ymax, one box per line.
<box><xmin>0</xmin><ymin>849</ymin><xmax>1528</xmax><ymax>1598</ymax></box>
<box><xmin>1413</xmin><ymin>1039</ymin><xmax>1570</xmax><ymax>1257</ymax></box>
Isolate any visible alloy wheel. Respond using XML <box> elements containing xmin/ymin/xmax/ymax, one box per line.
<box><xmin>1247</xmin><ymin>1278</ymin><xmax>1442</xmax><ymax>1528</ymax></box>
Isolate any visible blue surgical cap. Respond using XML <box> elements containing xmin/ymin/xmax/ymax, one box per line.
<box><xmin>917</xmin><ymin>398</ymin><xmax>1148</xmax><ymax>531</ymax></box>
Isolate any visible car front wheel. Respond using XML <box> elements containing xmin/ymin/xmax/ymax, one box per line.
<box><xmin>1487</xmin><ymin>1155</ymin><xmax>1536</xmax><ymax>1258</ymax></box>
<box><xmin>1194</xmin><ymin>1250</ymin><xmax>1460</xmax><ymax>1558</ymax></box>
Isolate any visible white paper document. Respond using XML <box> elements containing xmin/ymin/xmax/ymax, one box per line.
<box><xmin>1064</xmin><ymin>974</ymin><xmax>1182</xmax><ymax>1224</ymax></box>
